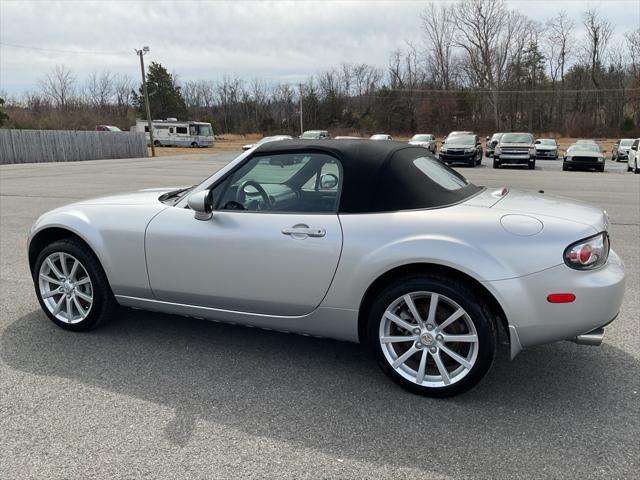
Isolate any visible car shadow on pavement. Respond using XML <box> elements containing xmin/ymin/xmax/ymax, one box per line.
<box><xmin>2</xmin><ymin>309</ymin><xmax>638</xmax><ymax>478</ymax></box>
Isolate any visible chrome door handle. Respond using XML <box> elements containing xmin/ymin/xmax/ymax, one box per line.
<box><xmin>282</xmin><ymin>224</ymin><xmax>326</xmax><ymax>238</ymax></box>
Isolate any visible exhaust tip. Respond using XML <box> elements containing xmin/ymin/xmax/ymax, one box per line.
<box><xmin>569</xmin><ymin>327</ymin><xmax>605</xmax><ymax>346</ymax></box>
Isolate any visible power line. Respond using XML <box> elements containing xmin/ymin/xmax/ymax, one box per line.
<box><xmin>0</xmin><ymin>41</ymin><xmax>130</xmax><ymax>56</ymax></box>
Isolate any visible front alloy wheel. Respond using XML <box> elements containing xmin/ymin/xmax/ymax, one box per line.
<box><xmin>33</xmin><ymin>239</ymin><xmax>117</xmax><ymax>330</ymax></box>
<box><xmin>367</xmin><ymin>276</ymin><xmax>496</xmax><ymax>397</ymax></box>
<box><xmin>38</xmin><ymin>252</ymin><xmax>93</xmax><ymax>324</ymax></box>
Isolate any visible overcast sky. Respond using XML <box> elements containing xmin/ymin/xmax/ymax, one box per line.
<box><xmin>1</xmin><ymin>0</ymin><xmax>638</xmax><ymax>96</ymax></box>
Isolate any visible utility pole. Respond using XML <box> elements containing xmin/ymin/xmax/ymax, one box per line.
<box><xmin>136</xmin><ymin>46</ymin><xmax>155</xmax><ymax>157</ymax></box>
<box><xmin>299</xmin><ymin>83</ymin><xmax>304</xmax><ymax>136</ymax></box>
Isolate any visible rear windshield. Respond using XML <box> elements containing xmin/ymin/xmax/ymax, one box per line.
<box><xmin>619</xmin><ymin>139</ymin><xmax>634</xmax><ymax>146</ymax></box>
<box><xmin>502</xmin><ymin>133</ymin><xmax>533</xmax><ymax>143</ymax></box>
<box><xmin>370</xmin><ymin>152</ymin><xmax>482</xmax><ymax>212</ymax></box>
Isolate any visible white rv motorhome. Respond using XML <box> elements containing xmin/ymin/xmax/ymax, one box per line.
<box><xmin>132</xmin><ymin>119</ymin><xmax>214</xmax><ymax>147</ymax></box>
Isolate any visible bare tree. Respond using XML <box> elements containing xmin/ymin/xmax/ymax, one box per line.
<box><xmin>421</xmin><ymin>2</ymin><xmax>457</xmax><ymax>90</ymax></box>
<box><xmin>582</xmin><ymin>9</ymin><xmax>613</xmax><ymax>88</ymax></box>
<box><xmin>452</xmin><ymin>0</ymin><xmax>520</xmax><ymax>129</ymax></box>
<box><xmin>113</xmin><ymin>74</ymin><xmax>134</xmax><ymax>108</ymax></box>
<box><xmin>546</xmin><ymin>11</ymin><xmax>574</xmax><ymax>86</ymax></box>
<box><xmin>86</xmin><ymin>71</ymin><xmax>115</xmax><ymax>109</ymax></box>
<box><xmin>626</xmin><ymin>28</ymin><xmax>640</xmax><ymax>75</ymax></box>
<box><xmin>38</xmin><ymin>65</ymin><xmax>76</xmax><ymax>109</ymax></box>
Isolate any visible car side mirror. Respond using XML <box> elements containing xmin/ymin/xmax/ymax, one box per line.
<box><xmin>485</xmin><ymin>136</ymin><xmax>490</xmax><ymax>141</ymax></box>
<box><xmin>320</xmin><ymin>173</ymin><xmax>338</xmax><ymax>190</ymax></box>
<box><xmin>188</xmin><ymin>190</ymin><xmax>213</xmax><ymax>221</ymax></box>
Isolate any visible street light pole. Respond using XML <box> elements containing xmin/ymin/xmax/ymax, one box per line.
<box><xmin>299</xmin><ymin>83</ymin><xmax>304</xmax><ymax>137</ymax></box>
<box><xmin>136</xmin><ymin>46</ymin><xmax>155</xmax><ymax>157</ymax></box>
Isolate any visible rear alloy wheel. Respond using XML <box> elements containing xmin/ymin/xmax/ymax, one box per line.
<box><xmin>367</xmin><ymin>276</ymin><xmax>496</xmax><ymax>397</ymax></box>
<box><xmin>34</xmin><ymin>239</ymin><xmax>117</xmax><ymax>331</ymax></box>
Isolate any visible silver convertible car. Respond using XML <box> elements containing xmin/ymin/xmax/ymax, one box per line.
<box><xmin>28</xmin><ymin>140</ymin><xmax>625</xmax><ymax>396</ymax></box>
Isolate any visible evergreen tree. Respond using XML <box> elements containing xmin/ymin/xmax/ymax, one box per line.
<box><xmin>0</xmin><ymin>98</ymin><xmax>9</xmax><ymax>127</ymax></box>
<box><xmin>133</xmin><ymin>62</ymin><xmax>188</xmax><ymax>120</ymax></box>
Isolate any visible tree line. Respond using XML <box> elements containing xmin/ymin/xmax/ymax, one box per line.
<box><xmin>1</xmin><ymin>0</ymin><xmax>639</xmax><ymax>137</ymax></box>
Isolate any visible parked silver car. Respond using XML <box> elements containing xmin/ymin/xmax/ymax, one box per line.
<box><xmin>534</xmin><ymin>138</ymin><xmax>559</xmax><ymax>160</ymax></box>
<box><xmin>612</xmin><ymin>138</ymin><xmax>634</xmax><ymax>162</ymax></box>
<box><xmin>370</xmin><ymin>134</ymin><xmax>393</xmax><ymax>141</ymax></box>
<box><xmin>409</xmin><ymin>134</ymin><xmax>437</xmax><ymax>154</ymax></box>
<box><xmin>28</xmin><ymin>140</ymin><xmax>625</xmax><ymax>397</ymax></box>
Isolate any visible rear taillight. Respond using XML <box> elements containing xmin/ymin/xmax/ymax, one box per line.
<box><xmin>564</xmin><ymin>232</ymin><xmax>610</xmax><ymax>270</ymax></box>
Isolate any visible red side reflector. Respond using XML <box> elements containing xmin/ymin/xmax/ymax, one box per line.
<box><xmin>547</xmin><ymin>293</ymin><xmax>576</xmax><ymax>303</ymax></box>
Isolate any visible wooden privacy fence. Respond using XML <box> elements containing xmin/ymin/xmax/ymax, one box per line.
<box><xmin>0</xmin><ymin>129</ymin><xmax>148</xmax><ymax>165</ymax></box>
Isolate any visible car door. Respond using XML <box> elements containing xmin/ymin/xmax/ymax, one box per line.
<box><xmin>145</xmin><ymin>151</ymin><xmax>344</xmax><ymax>317</ymax></box>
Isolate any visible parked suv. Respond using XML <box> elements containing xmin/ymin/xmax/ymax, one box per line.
<box><xmin>612</xmin><ymin>138</ymin><xmax>635</xmax><ymax>162</ymax></box>
<box><xmin>485</xmin><ymin>133</ymin><xmax>504</xmax><ymax>157</ymax></box>
<box><xmin>493</xmin><ymin>132</ymin><xmax>536</xmax><ymax>169</ymax></box>
<box><xmin>439</xmin><ymin>134</ymin><xmax>483</xmax><ymax>167</ymax></box>
<box><xmin>627</xmin><ymin>138</ymin><xmax>640</xmax><ymax>174</ymax></box>
<box><xmin>534</xmin><ymin>138</ymin><xmax>559</xmax><ymax>159</ymax></box>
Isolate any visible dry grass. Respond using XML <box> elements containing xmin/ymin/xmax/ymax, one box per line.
<box><xmin>147</xmin><ymin>134</ymin><xmax>621</xmax><ymax>157</ymax></box>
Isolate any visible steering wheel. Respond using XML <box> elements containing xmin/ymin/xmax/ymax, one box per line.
<box><xmin>235</xmin><ymin>180</ymin><xmax>272</xmax><ymax>210</ymax></box>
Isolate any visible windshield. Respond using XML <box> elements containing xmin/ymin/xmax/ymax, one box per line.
<box><xmin>411</xmin><ymin>135</ymin><xmax>432</xmax><ymax>141</ymax></box>
<box><xmin>619</xmin><ymin>139</ymin><xmax>634</xmax><ymax>147</ymax></box>
<box><xmin>446</xmin><ymin>135</ymin><xmax>475</xmax><ymax>145</ymax></box>
<box><xmin>501</xmin><ymin>133</ymin><xmax>533</xmax><ymax>143</ymax></box>
<box><xmin>568</xmin><ymin>144</ymin><xmax>600</xmax><ymax>153</ymax></box>
<box><xmin>536</xmin><ymin>139</ymin><xmax>556</xmax><ymax>145</ymax></box>
<box><xmin>192</xmin><ymin>124</ymin><xmax>213</xmax><ymax>136</ymax></box>
<box><xmin>491</xmin><ymin>133</ymin><xmax>503</xmax><ymax>140</ymax></box>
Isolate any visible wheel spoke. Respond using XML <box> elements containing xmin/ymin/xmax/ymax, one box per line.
<box><xmin>74</xmin><ymin>290</ymin><xmax>92</xmax><ymax>303</ymax></box>
<box><xmin>52</xmin><ymin>296</ymin><xmax>65</xmax><ymax>315</ymax></box>
<box><xmin>69</xmin><ymin>260</ymin><xmax>79</xmax><ymax>280</ymax></box>
<box><xmin>66</xmin><ymin>297</ymin><xmax>73</xmax><ymax>321</ymax></box>
<box><xmin>73</xmin><ymin>296</ymin><xmax>87</xmax><ymax>318</ymax></box>
<box><xmin>384</xmin><ymin>311</ymin><xmax>415</xmax><ymax>333</ymax></box>
<box><xmin>440</xmin><ymin>344</ymin><xmax>473</xmax><ymax>369</ymax></box>
<box><xmin>442</xmin><ymin>333</ymin><xmax>477</xmax><ymax>343</ymax></box>
<box><xmin>391</xmin><ymin>345</ymin><xmax>418</xmax><ymax>369</ymax></box>
<box><xmin>437</xmin><ymin>308</ymin><xmax>465</xmax><ymax>332</ymax></box>
<box><xmin>426</xmin><ymin>293</ymin><xmax>439</xmax><ymax>324</ymax></box>
<box><xmin>46</xmin><ymin>258</ymin><xmax>64</xmax><ymax>279</ymax></box>
<box><xmin>75</xmin><ymin>277</ymin><xmax>91</xmax><ymax>286</ymax></box>
<box><xmin>380</xmin><ymin>335</ymin><xmax>416</xmax><ymax>344</ymax></box>
<box><xmin>403</xmin><ymin>294</ymin><xmax>423</xmax><ymax>324</ymax></box>
<box><xmin>59</xmin><ymin>252</ymin><xmax>69</xmax><ymax>276</ymax></box>
<box><xmin>40</xmin><ymin>273</ymin><xmax>62</xmax><ymax>285</ymax></box>
<box><xmin>432</xmin><ymin>350</ymin><xmax>451</xmax><ymax>385</ymax></box>
<box><xmin>415</xmin><ymin>349</ymin><xmax>428</xmax><ymax>384</ymax></box>
<box><xmin>42</xmin><ymin>290</ymin><xmax>59</xmax><ymax>299</ymax></box>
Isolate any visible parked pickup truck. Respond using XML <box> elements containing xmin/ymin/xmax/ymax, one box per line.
<box><xmin>493</xmin><ymin>132</ymin><xmax>536</xmax><ymax>169</ymax></box>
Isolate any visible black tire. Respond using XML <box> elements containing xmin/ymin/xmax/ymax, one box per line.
<box><xmin>33</xmin><ymin>239</ymin><xmax>118</xmax><ymax>331</ymax></box>
<box><xmin>562</xmin><ymin>163</ymin><xmax>569</xmax><ymax>171</ymax></box>
<box><xmin>365</xmin><ymin>274</ymin><xmax>497</xmax><ymax>397</ymax></box>
<box><xmin>627</xmin><ymin>164</ymin><xmax>632</xmax><ymax>172</ymax></box>
<box><xmin>493</xmin><ymin>159</ymin><xmax>500</xmax><ymax>169</ymax></box>
<box><xmin>153</xmin><ymin>140</ymin><xmax>161</xmax><ymax>147</ymax></box>
<box><xmin>598</xmin><ymin>165</ymin><xmax>605</xmax><ymax>172</ymax></box>
<box><xmin>528</xmin><ymin>160</ymin><xmax>536</xmax><ymax>170</ymax></box>
<box><xmin>191</xmin><ymin>142</ymin><xmax>199</xmax><ymax>148</ymax></box>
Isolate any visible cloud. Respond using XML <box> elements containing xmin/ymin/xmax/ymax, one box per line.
<box><xmin>1</xmin><ymin>0</ymin><xmax>637</xmax><ymax>95</ymax></box>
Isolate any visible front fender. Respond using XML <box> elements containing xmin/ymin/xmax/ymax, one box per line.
<box><xmin>29</xmin><ymin>203</ymin><xmax>167</xmax><ymax>298</ymax></box>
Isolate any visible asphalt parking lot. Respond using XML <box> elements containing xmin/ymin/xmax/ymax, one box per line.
<box><xmin>1</xmin><ymin>152</ymin><xmax>638</xmax><ymax>479</ymax></box>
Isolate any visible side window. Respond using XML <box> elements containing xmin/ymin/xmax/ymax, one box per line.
<box><xmin>176</xmin><ymin>127</ymin><xmax>187</xmax><ymax>134</ymax></box>
<box><xmin>169</xmin><ymin>127</ymin><xmax>174</xmax><ymax>134</ymax></box>
<box><xmin>216</xmin><ymin>153</ymin><xmax>342</xmax><ymax>213</ymax></box>
<box><xmin>144</xmin><ymin>126</ymin><xmax>149</xmax><ymax>133</ymax></box>
<box><xmin>633</xmin><ymin>140</ymin><xmax>639</xmax><ymax>150</ymax></box>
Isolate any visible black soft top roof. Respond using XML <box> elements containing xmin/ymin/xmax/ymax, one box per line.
<box><xmin>254</xmin><ymin>139</ymin><xmax>481</xmax><ymax>213</ymax></box>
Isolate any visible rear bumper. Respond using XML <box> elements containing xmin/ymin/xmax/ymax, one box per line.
<box><xmin>484</xmin><ymin>249</ymin><xmax>625</xmax><ymax>357</ymax></box>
